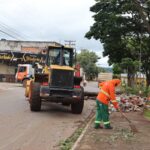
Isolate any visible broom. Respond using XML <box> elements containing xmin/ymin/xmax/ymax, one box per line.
<box><xmin>119</xmin><ymin>111</ymin><xmax>138</xmax><ymax>133</ymax></box>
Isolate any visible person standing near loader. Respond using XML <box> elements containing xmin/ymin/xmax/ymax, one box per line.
<box><xmin>94</xmin><ymin>79</ymin><xmax>121</xmax><ymax>129</ymax></box>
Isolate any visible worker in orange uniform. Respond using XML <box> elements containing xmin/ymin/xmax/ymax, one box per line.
<box><xmin>94</xmin><ymin>79</ymin><xmax>121</xmax><ymax>129</ymax></box>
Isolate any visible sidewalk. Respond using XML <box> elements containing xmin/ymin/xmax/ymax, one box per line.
<box><xmin>73</xmin><ymin>112</ymin><xmax>150</xmax><ymax>150</ymax></box>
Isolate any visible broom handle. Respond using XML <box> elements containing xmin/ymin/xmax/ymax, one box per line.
<box><xmin>118</xmin><ymin>108</ymin><xmax>138</xmax><ymax>133</ymax></box>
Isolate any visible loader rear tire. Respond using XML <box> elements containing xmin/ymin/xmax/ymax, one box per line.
<box><xmin>30</xmin><ymin>82</ymin><xmax>41</xmax><ymax>111</ymax></box>
<box><xmin>71</xmin><ymin>87</ymin><xmax>84</xmax><ymax>114</ymax></box>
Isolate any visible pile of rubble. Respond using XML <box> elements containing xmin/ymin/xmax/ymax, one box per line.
<box><xmin>109</xmin><ymin>95</ymin><xmax>150</xmax><ymax>112</ymax></box>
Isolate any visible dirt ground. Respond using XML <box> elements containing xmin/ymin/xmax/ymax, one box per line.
<box><xmin>76</xmin><ymin>111</ymin><xmax>150</xmax><ymax>150</ymax></box>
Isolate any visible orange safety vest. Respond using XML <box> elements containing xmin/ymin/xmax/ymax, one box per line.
<box><xmin>97</xmin><ymin>79</ymin><xmax>121</xmax><ymax>109</ymax></box>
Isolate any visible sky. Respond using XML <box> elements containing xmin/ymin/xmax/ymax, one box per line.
<box><xmin>0</xmin><ymin>0</ymin><xmax>109</xmax><ymax>67</ymax></box>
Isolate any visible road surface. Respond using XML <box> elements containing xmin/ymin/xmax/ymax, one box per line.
<box><xmin>0</xmin><ymin>82</ymin><xmax>96</xmax><ymax>150</ymax></box>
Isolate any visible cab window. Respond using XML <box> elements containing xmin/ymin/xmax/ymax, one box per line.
<box><xmin>48</xmin><ymin>48</ymin><xmax>72</xmax><ymax>66</ymax></box>
<box><xmin>18</xmin><ymin>66</ymin><xmax>26</xmax><ymax>72</ymax></box>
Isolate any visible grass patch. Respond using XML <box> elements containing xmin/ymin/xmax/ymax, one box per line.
<box><xmin>108</xmin><ymin>128</ymin><xmax>134</xmax><ymax>143</ymax></box>
<box><xmin>59</xmin><ymin>111</ymin><xmax>95</xmax><ymax>150</ymax></box>
<box><xmin>144</xmin><ymin>109</ymin><xmax>150</xmax><ymax>120</ymax></box>
<box><xmin>60</xmin><ymin>127</ymin><xmax>83</xmax><ymax>150</ymax></box>
<box><xmin>94</xmin><ymin>128</ymin><xmax>134</xmax><ymax>144</ymax></box>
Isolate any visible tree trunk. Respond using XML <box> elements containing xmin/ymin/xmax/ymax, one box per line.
<box><xmin>128</xmin><ymin>73</ymin><xmax>132</xmax><ymax>87</ymax></box>
<box><xmin>146</xmin><ymin>72</ymin><xmax>150</xmax><ymax>87</ymax></box>
<box><xmin>128</xmin><ymin>72</ymin><xmax>135</xmax><ymax>87</ymax></box>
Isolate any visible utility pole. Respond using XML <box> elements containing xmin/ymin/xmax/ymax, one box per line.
<box><xmin>64</xmin><ymin>40</ymin><xmax>76</xmax><ymax>48</ymax></box>
<box><xmin>64</xmin><ymin>40</ymin><xmax>77</xmax><ymax>65</ymax></box>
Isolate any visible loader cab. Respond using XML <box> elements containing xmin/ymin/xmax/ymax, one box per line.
<box><xmin>46</xmin><ymin>46</ymin><xmax>73</xmax><ymax>67</ymax></box>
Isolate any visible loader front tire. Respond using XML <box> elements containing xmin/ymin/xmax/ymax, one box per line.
<box><xmin>30</xmin><ymin>82</ymin><xmax>41</xmax><ymax>111</ymax></box>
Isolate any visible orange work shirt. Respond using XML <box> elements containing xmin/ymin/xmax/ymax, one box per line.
<box><xmin>97</xmin><ymin>80</ymin><xmax>119</xmax><ymax>109</ymax></box>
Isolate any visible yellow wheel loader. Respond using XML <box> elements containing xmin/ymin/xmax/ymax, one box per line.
<box><xmin>25</xmin><ymin>45</ymin><xmax>84</xmax><ymax>114</ymax></box>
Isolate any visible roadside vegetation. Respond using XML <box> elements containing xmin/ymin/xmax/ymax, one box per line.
<box><xmin>144</xmin><ymin>108</ymin><xmax>150</xmax><ymax>120</ymax></box>
<box><xmin>60</xmin><ymin>128</ymin><xmax>83</xmax><ymax>150</ymax></box>
<box><xmin>76</xmin><ymin>49</ymin><xmax>100</xmax><ymax>80</ymax></box>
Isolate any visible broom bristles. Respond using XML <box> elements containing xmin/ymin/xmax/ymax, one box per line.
<box><xmin>129</xmin><ymin>123</ymin><xmax>138</xmax><ymax>133</ymax></box>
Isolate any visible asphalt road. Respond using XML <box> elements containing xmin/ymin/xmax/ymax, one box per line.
<box><xmin>0</xmin><ymin>82</ymin><xmax>96</xmax><ymax>150</ymax></box>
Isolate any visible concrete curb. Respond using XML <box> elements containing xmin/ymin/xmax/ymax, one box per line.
<box><xmin>71</xmin><ymin>113</ymin><xmax>95</xmax><ymax>150</ymax></box>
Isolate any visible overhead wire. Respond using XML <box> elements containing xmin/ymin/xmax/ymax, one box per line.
<box><xmin>0</xmin><ymin>20</ymin><xmax>32</xmax><ymax>40</ymax></box>
<box><xmin>0</xmin><ymin>21</ymin><xmax>26</xmax><ymax>40</ymax></box>
<box><xmin>0</xmin><ymin>12</ymin><xmax>32</xmax><ymax>40</ymax></box>
<box><xmin>0</xmin><ymin>0</ymin><xmax>31</xmax><ymax>40</ymax></box>
<box><xmin>0</xmin><ymin>29</ymin><xmax>20</xmax><ymax>40</ymax></box>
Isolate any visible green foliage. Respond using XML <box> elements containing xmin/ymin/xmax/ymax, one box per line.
<box><xmin>144</xmin><ymin>109</ymin><xmax>150</xmax><ymax>120</ymax></box>
<box><xmin>60</xmin><ymin>128</ymin><xmax>83</xmax><ymax>150</ymax></box>
<box><xmin>121</xmin><ymin>58</ymin><xmax>140</xmax><ymax>87</ymax></box>
<box><xmin>85</xmin><ymin>0</ymin><xmax>138</xmax><ymax>64</ymax></box>
<box><xmin>113</xmin><ymin>58</ymin><xmax>139</xmax><ymax>87</ymax></box>
<box><xmin>98</xmin><ymin>67</ymin><xmax>106</xmax><ymax>73</ymax></box>
<box><xmin>143</xmin><ymin>86</ymin><xmax>150</xmax><ymax>97</ymax></box>
<box><xmin>96</xmin><ymin>127</ymin><xmax>134</xmax><ymax>143</ymax></box>
<box><xmin>123</xmin><ymin>86</ymin><xmax>139</xmax><ymax>95</ymax></box>
<box><xmin>85</xmin><ymin>0</ymin><xmax>150</xmax><ymax>86</ymax></box>
<box><xmin>122</xmin><ymin>85</ymin><xmax>150</xmax><ymax>97</ymax></box>
<box><xmin>77</xmin><ymin>49</ymin><xmax>100</xmax><ymax>80</ymax></box>
<box><xmin>113</xmin><ymin>63</ymin><xmax>122</xmax><ymax>75</ymax></box>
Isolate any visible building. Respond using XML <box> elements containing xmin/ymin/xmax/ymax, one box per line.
<box><xmin>121</xmin><ymin>73</ymin><xmax>146</xmax><ymax>86</ymax></box>
<box><xmin>98</xmin><ymin>72</ymin><xmax>113</xmax><ymax>82</ymax></box>
<box><xmin>0</xmin><ymin>39</ymin><xmax>62</xmax><ymax>82</ymax></box>
<box><xmin>0</xmin><ymin>39</ymin><xmax>61</xmax><ymax>53</ymax></box>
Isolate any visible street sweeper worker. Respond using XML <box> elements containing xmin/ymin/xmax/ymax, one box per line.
<box><xmin>94</xmin><ymin>79</ymin><xmax>121</xmax><ymax>129</ymax></box>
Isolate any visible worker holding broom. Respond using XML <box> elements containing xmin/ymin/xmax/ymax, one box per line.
<box><xmin>94</xmin><ymin>79</ymin><xmax>121</xmax><ymax>129</ymax></box>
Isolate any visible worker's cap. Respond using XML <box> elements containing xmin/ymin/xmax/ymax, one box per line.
<box><xmin>110</xmin><ymin>79</ymin><xmax>121</xmax><ymax>87</ymax></box>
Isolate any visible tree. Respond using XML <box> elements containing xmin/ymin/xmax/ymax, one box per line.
<box><xmin>132</xmin><ymin>0</ymin><xmax>150</xmax><ymax>33</ymax></box>
<box><xmin>113</xmin><ymin>63</ymin><xmax>122</xmax><ymax>75</ymax></box>
<box><xmin>85</xmin><ymin>0</ymin><xmax>150</xmax><ymax>86</ymax></box>
<box><xmin>121</xmin><ymin>58</ymin><xmax>140</xmax><ymax>86</ymax></box>
<box><xmin>77</xmin><ymin>49</ymin><xmax>100</xmax><ymax>80</ymax></box>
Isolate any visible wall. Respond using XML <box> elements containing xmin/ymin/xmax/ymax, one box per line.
<box><xmin>21</xmin><ymin>47</ymin><xmax>42</xmax><ymax>53</ymax></box>
<box><xmin>0</xmin><ymin>64</ymin><xmax>16</xmax><ymax>82</ymax></box>
<box><xmin>0</xmin><ymin>39</ymin><xmax>61</xmax><ymax>52</ymax></box>
<box><xmin>98</xmin><ymin>73</ymin><xmax>113</xmax><ymax>82</ymax></box>
<box><xmin>0</xmin><ymin>64</ymin><xmax>16</xmax><ymax>74</ymax></box>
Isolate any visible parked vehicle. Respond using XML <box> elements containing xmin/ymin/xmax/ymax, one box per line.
<box><xmin>15</xmin><ymin>64</ymin><xmax>34</xmax><ymax>87</ymax></box>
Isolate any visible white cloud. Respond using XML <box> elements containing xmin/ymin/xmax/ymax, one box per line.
<box><xmin>95</xmin><ymin>51</ymin><xmax>110</xmax><ymax>68</ymax></box>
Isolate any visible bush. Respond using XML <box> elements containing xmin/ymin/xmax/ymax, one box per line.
<box><xmin>143</xmin><ymin>86</ymin><xmax>150</xmax><ymax>97</ymax></box>
<box><xmin>123</xmin><ymin>86</ymin><xmax>138</xmax><ymax>95</ymax></box>
<box><xmin>144</xmin><ymin>109</ymin><xmax>150</xmax><ymax>120</ymax></box>
<box><xmin>121</xmin><ymin>85</ymin><xmax>150</xmax><ymax>97</ymax></box>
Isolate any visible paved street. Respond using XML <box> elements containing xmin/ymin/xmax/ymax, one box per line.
<box><xmin>0</xmin><ymin>82</ymin><xmax>96</xmax><ymax>150</ymax></box>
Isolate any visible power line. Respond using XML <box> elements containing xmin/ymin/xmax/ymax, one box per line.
<box><xmin>0</xmin><ymin>21</ymin><xmax>26</xmax><ymax>40</ymax></box>
<box><xmin>0</xmin><ymin>29</ymin><xmax>20</xmax><ymax>40</ymax></box>
<box><xmin>0</xmin><ymin>13</ymin><xmax>32</xmax><ymax>40</ymax></box>
<box><xmin>0</xmin><ymin>20</ymin><xmax>31</xmax><ymax>40</ymax></box>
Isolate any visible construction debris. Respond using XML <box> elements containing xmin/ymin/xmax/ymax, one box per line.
<box><xmin>111</xmin><ymin>95</ymin><xmax>150</xmax><ymax>112</ymax></box>
<box><xmin>84</xmin><ymin>89</ymin><xmax>150</xmax><ymax>113</ymax></box>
